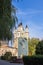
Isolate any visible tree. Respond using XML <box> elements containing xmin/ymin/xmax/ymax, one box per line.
<box><xmin>35</xmin><ymin>40</ymin><xmax>43</xmax><ymax>55</ymax></box>
<box><xmin>28</xmin><ymin>38</ymin><xmax>39</xmax><ymax>55</ymax></box>
<box><xmin>0</xmin><ymin>0</ymin><xmax>18</xmax><ymax>40</ymax></box>
<box><xmin>0</xmin><ymin>0</ymin><xmax>11</xmax><ymax>40</ymax></box>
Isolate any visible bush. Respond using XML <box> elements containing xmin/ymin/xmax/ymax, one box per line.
<box><xmin>1</xmin><ymin>56</ymin><xmax>5</xmax><ymax>60</ymax></box>
<box><xmin>10</xmin><ymin>56</ymin><xmax>17</xmax><ymax>62</ymax></box>
<box><xmin>1</xmin><ymin>52</ymin><xmax>12</xmax><ymax>61</ymax></box>
<box><xmin>23</xmin><ymin>55</ymin><xmax>43</xmax><ymax>65</ymax></box>
<box><xmin>35</xmin><ymin>40</ymin><xmax>43</xmax><ymax>55</ymax></box>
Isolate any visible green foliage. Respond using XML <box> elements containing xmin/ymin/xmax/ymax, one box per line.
<box><xmin>35</xmin><ymin>40</ymin><xmax>43</xmax><ymax>55</ymax></box>
<box><xmin>0</xmin><ymin>0</ymin><xmax>11</xmax><ymax>40</ymax></box>
<box><xmin>0</xmin><ymin>0</ymin><xmax>18</xmax><ymax>40</ymax></box>
<box><xmin>23</xmin><ymin>55</ymin><xmax>43</xmax><ymax>65</ymax></box>
<box><xmin>1</xmin><ymin>52</ymin><xmax>12</xmax><ymax>61</ymax></box>
<box><xmin>1</xmin><ymin>56</ymin><xmax>5</xmax><ymax>60</ymax></box>
<box><xmin>28</xmin><ymin>38</ymin><xmax>39</xmax><ymax>55</ymax></box>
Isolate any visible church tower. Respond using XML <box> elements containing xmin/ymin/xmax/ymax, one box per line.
<box><xmin>13</xmin><ymin>23</ymin><xmax>29</xmax><ymax>57</ymax></box>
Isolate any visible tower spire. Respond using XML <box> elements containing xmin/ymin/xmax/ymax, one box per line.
<box><xmin>25</xmin><ymin>25</ymin><xmax>28</xmax><ymax>33</ymax></box>
<box><xmin>26</xmin><ymin>25</ymin><xmax>28</xmax><ymax>28</ymax></box>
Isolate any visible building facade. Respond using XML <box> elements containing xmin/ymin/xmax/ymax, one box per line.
<box><xmin>0</xmin><ymin>23</ymin><xmax>29</xmax><ymax>58</ymax></box>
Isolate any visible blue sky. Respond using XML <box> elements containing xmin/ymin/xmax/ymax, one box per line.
<box><xmin>12</xmin><ymin>0</ymin><xmax>43</xmax><ymax>39</ymax></box>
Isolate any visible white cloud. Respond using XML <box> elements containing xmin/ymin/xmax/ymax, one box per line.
<box><xmin>16</xmin><ymin>8</ymin><xmax>43</xmax><ymax>39</ymax></box>
<box><xmin>16</xmin><ymin>8</ymin><xmax>43</xmax><ymax>16</ymax></box>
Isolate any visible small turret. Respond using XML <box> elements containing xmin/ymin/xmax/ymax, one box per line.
<box><xmin>26</xmin><ymin>25</ymin><xmax>28</xmax><ymax>28</ymax></box>
<box><xmin>25</xmin><ymin>25</ymin><xmax>29</xmax><ymax>40</ymax></box>
<box><xmin>25</xmin><ymin>25</ymin><xmax>28</xmax><ymax>33</ymax></box>
<box><xmin>18</xmin><ymin>22</ymin><xmax>24</xmax><ymax>32</ymax></box>
<box><xmin>18</xmin><ymin>22</ymin><xmax>22</xmax><ymax>27</ymax></box>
